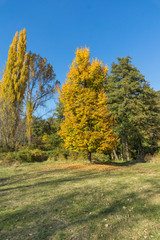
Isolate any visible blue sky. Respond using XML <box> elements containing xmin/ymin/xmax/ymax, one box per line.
<box><xmin>0</xmin><ymin>0</ymin><xmax>160</xmax><ymax>115</ymax></box>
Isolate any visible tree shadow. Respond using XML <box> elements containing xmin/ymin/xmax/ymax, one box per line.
<box><xmin>0</xmin><ymin>168</ymin><xmax>160</xmax><ymax>239</ymax></box>
<box><xmin>0</xmin><ymin>171</ymin><xmax>101</xmax><ymax>193</ymax></box>
<box><xmin>1</xmin><ymin>186</ymin><xmax>160</xmax><ymax>240</ymax></box>
<box><xmin>93</xmin><ymin>159</ymin><xmax>146</xmax><ymax>166</ymax></box>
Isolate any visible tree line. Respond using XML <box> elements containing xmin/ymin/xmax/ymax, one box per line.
<box><xmin>0</xmin><ymin>29</ymin><xmax>159</xmax><ymax>163</ymax></box>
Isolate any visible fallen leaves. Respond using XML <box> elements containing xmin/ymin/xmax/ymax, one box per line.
<box><xmin>38</xmin><ymin>162</ymin><xmax>122</xmax><ymax>173</ymax></box>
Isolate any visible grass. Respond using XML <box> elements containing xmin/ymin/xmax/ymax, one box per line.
<box><xmin>0</xmin><ymin>159</ymin><xmax>160</xmax><ymax>240</ymax></box>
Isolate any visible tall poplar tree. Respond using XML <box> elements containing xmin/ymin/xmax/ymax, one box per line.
<box><xmin>58</xmin><ymin>47</ymin><xmax>118</xmax><ymax>163</ymax></box>
<box><xmin>0</xmin><ymin>29</ymin><xmax>29</xmax><ymax>149</ymax></box>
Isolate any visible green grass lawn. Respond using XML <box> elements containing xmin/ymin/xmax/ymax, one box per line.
<box><xmin>0</xmin><ymin>160</ymin><xmax>160</xmax><ymax>240</ymax></box>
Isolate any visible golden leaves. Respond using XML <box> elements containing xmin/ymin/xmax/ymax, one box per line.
<box><xmin>58</xmin><ymin>47</ymin><xmax>118</xmax><ymax>153</ymax></box>
<box><xmin>0</xmin><ymin>28</ymin><xmax>28</xmax><ymax>105</ymax></box>
<box><xmin>0</xmin><ymin>29</ymin><xmax>28</xmax><ymax>148</ymax></box>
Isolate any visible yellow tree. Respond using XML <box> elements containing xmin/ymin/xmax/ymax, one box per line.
<box><xmin>0</xmin><ymin>29</ymin><xmax>29</xmax><ymax>149</ymax></box>
<box><xmin>58</xmin><ymin>47</ymin><xmax>118</xmax><ymax>163</ymax></box>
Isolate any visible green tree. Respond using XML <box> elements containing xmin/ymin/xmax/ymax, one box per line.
<box><xmin>53</xmin><ymin>101</ymin><xmax>64</xmax><ymax>125</ymax></box>
<box><xmin>40</xmin><ymin>101</ymin><xmax>65</xmax><ymax>150</ymax></box>
<box><xmin>0</xmin><ymin>29</ymin><xmax>29</xmax><ymax>150</ymax></box>
<box><xmin>58</xmin><ymin>47</ymin><xmax>118</xmax><ymax>163</ymax></box>
<box><xmin>107</xmin><ymin>56</ymin><xmax>159</xmax><ymax>160</ymax></box>
<box><xmin>30</xmin><ymin>116</ymin><xmax>62</xmax><ymax>150</ymax></box>
<box><xmin>42</xmin><ymin>117</ymin><xmax>62</xmax><ymax>150</ymax></box>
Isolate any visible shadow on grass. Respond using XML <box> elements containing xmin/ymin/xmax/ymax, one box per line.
<box><xmin>93</xmin><ymin>159</ymin><xmax>146</xmax><ymax>166</ymax></box>
<box><xmin>0</xmin><ymin>168</ymin><xmax>160</xmax><ymax>239</ymax></box>
<box><xmin>0</xmin><ymin>168</ymin><xmax>86</xmax><ymax>188</ymax></box>
<box><xmin>0</xmin><ymin>171</ymin><xmax>101</xmax><ymax>193</ymax></box>
<box><xmin>0</xmin><ymin>163</ymin><xmax>119</xmax><ymax>189</ymax></box>
<box><xmin>0</xmin><ymin>186</ymin><xmax>160</xmax><ymax>240</ymax></box>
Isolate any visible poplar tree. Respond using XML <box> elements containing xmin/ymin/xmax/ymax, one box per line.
<box><xmin>58</xmin><ymin>47</ymin><xmax>118</xmax><ymax>163</ymax></box>
<box><xmin>0</xmin><ymin>29</ymin><xmax>29</xmax><ymax>149</ymax></box>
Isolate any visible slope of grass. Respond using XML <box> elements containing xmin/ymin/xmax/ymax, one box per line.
<box><xmin>0</xmin><ymin>160</ymin><xmax>160</xmax><ymax>240</ymax></box>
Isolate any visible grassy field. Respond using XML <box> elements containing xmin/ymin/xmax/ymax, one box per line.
<box><xmin>0</xmin><ymin>160</ymin><xmax>160</xmax><ymax>240</ymax></box>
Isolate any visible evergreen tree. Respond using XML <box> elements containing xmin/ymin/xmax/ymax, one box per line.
<box><xmin>107</xmin><ymin>56</ymin><xmax>159</xmax><ymax>160</ymax></box>
<box><xmin>58</xmin><ymin>47</ymin><xmax>118</xmax><ymax>163</ymax></box>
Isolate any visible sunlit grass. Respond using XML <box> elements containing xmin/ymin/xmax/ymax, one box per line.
<box><xmin>0</xmin><ymin>160</ymin><xmax>160</xmax><ymax>239</ymax></box>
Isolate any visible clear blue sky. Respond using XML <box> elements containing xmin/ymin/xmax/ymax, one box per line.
<box><xmin>0</xmin><ymin>0</ymin><xmax>160</xmax><ymax>115</ymax></box>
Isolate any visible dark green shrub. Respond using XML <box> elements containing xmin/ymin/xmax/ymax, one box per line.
<box><xmin>47</xmin><ymin>148</ymin><xmax>70</xmax><ymax>161</ymax></box>
<box><xmin>92</xmin><ymin>153</ymin><xmax>110</xmax><ymax>163</ymax></box>
<box><xmin>47</xmin><ymin>149</ymin><xmax>60</xmax><ymax>161</ymax></box>
<box><xmin>29</xmin><ymin>149</ymin><xmax>48</xmax><ymax>162</ymax></box>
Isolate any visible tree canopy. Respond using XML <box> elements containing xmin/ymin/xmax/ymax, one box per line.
<box><xmin>58</xmin><ymin>47</ymin><xmax>118</xmax><ymax>162</ymax></box>
<box><xmin>107</xmin><ymin>56</ymin><xmax>160</xmax><ymax>160</ymax></box>
<box><xmin>0</xmin><ymin>29</ymin><xmax>29</xmax><ymax>149</ymax></box>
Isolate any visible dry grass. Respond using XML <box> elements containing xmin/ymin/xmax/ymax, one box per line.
<box><xmin>37</xmin><ymin>162</ymin><xmax>122</xmax><ymax>172</ymax></box>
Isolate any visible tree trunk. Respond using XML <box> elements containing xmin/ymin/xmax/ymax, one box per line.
<box><xmin>125</xmin><ymin>138</ymin><xmax>130</xmax><ymax>161</ymax></box>
<box><xmin>27</xmin><ymin>124</ymin><xmax>32</xmax><ymax>146</ymax></box>
<box><xmin>87</xmin><ymin>151</ymin><xmax>92</xmax><ymax>163</ymax></box>
<box><xmin>111</xmin><ymin>152</ymin><xmax>114</xmax><ymax>161</ymax></box>
<box><xmin>113</xmin><ymin>149</ymin><xmax>119</xmax><ymax>161</ymax></box>
<box><xmin>120</xmin><ymin>145</ymin><xmax>124</xmax><ymax>161</ymax></box>
<box><xmin>139</xmin><ymin>142</ymin><xmax>144</xmax><ymax>161</ymax></box>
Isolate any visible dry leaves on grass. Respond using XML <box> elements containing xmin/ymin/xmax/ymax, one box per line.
<box><xmin>37</xmin><ymin>163</ymin><xmax>122</xmax><ymax>173</ymax></box>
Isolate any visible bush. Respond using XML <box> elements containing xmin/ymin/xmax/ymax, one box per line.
<box><xmin>146</xmin><ymin>151</ymin><xmax>160</xmax><ymax>163</ymax></box>
<box><xmin>144</xmin><ymin>154</ymin><xmax>152</xmax><ymax>162</ymax></box>
<box><xmin>29</xmin><ymin>149</ymin><xmax>48</xmax><ymax>162</ymax></box>
<box><xmin>47</xmin><ymin>148</ymin><xmax>70</xmax><ymax>161</ymax></box>
<box><xmin>46</xmin><ymin>149</ymin><xmax>60</xmax><ymax>161</ymax></box>
<box><xmin>92</xmin><ymin>152</ymin><xmax>110</xmax><ymax>163</ymax></box>
<box><xmin>4</xmin><ymin>149</ymin><xmax>48</xmax><ymax>163</ymax></box>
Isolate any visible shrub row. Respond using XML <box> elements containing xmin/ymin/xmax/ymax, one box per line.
<box><xmin>4</xmin><ymin>149</ymin><xmax>48</xmax><ymax>163</ymax></box>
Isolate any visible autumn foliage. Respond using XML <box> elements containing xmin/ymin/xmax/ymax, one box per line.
<box><xmin>0</xmin><ymin>29</ymin><xmax>29</xmax><ymax>149</ymax></box>
<box><xmin>0</xmin><ymin>29</ymin><xmax>57</xmax><ymax>150</ymax></box>
<box><xmin>0</xmin><ymin>29</ymin><xmax>159</xmax><ymax>163</ymax></box>
<box><xmin>58</xmin><ymin>47</ymin><xmax>118</xmax><ymax>162</ymax></box>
